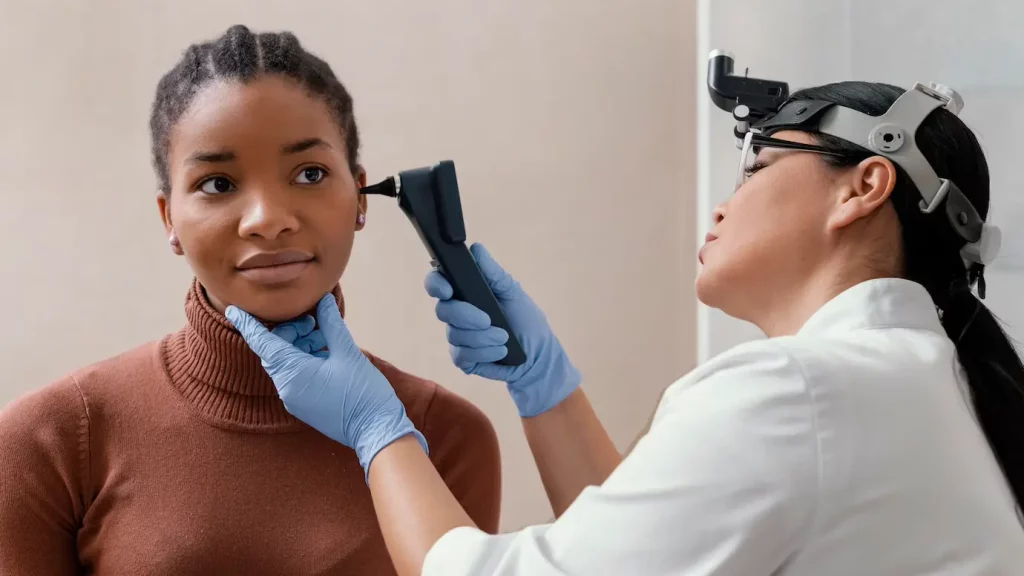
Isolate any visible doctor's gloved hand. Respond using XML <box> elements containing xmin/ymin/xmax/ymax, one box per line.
<box><xmin>424</xmin><ymin>243</ymin><xmax>582</xmax><ymax>417</ymax></box>
<box><xmin>266</xmin><ymin>314</ymin><xmax>329</xmax><ymax>357</ymax></box>
<box><xmin>225</xmin><ymin>294</ymin><xmax>427</xmax><ymax>477</ymax></box>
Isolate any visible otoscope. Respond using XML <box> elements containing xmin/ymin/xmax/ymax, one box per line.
<box><xmin>361</xmin><ymin>160</ymin><xmax>527</xmax><ymax>366</ymax></box>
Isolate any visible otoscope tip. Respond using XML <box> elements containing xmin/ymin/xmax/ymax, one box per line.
<box><xmin>360</xmin><ymin>176</ymin><xmax>399</xmax><ymax>198</ymax></box>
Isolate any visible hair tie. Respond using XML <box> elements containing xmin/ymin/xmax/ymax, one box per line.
<box><xmin>949</xmin><ymin>277</ymin><xmax>972</xmax><ymax>298</ymax></box>
<box><xmin>967</xmin><ymin>266</ymin><xmax>988</xmax><ymax>300</ymax></box>
<box><xmin>943</xmin><ymin>277</ymin><xmax>977</xmax><ymax>310</ymax></box>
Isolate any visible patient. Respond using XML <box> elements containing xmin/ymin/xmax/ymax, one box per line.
<box><xmin>0</xmin><ymin>25</ymin><xmax>501</xmax><ymax>575</ymax></box>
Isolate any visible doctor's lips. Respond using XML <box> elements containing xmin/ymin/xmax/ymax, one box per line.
<box><xmin>699</xmin><ymin>233</ymin><xmax>718</xmax><ymax>264</ymax></box>
<box><xmin>236</xmin><ymin>249</ymin><xmax>315</xmax><ymax>284</ymax></box>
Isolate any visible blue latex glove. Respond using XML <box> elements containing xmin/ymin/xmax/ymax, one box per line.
<box><xmin>225</xmin><ymin>294</ymin><xmax>428</xmax><ymax>477</ymax></box>
<box><xmin>424</xmin><ymin>243</ymin><xmax>581</xmax><ymax>417</ymax></box>
<box><xmin>269</xmin><ymin>315</ymin><xmax>329</xmax><ymax>357</ymax></box>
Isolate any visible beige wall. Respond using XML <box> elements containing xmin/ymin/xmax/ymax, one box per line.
<box><xmin>0</xmin><ymin>0</ymin><xmax>697</xmax><ymax>530</ymax></box>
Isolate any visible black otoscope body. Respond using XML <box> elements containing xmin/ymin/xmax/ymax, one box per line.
<box><xmin>362</xmin><ymin>161</ymin><xmax>527</xmax><ymax>366</ymax></box>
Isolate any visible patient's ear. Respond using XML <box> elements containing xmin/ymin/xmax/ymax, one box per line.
<box><xmin>355</xmin><ymin>166</ymin><xmax>368</xmax><ymax>231</ymax></box>
<box><xmin>157</xmin><ymin>192</ymin><xmax>172</xmax><ymax>233</ymax></box>
<box><xmin>156</xmin><ymin>193</ymin><xmax>184</xmax><ymax>255</ymax></box>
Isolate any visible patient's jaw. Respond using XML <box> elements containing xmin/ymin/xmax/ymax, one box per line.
<box><xmin>158</xmin><ymin>76</ymin><xmax>368</xmax><ymax>322</ymax></box>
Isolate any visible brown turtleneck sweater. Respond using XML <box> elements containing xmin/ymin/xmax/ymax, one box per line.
<box><xmin>0</xmin><ymin>281</ymin><xmax>502</xmax><ymax>575</ymax></box>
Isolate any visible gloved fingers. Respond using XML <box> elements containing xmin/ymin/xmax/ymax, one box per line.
<box><xmin>470</xmin><ymin>362</ymin><xmax>517</xmax><ymax>382</ymax></box>
<box><xmin>435</xmin><ymin>299</ymin><xmax>492</xmax><ymax>330</ymax></box>
<box><xmin>293</xmin><ymin>329</ymin><xmax>327</xmax><ymax>355</ymax></box>
<box><xmin>315</xmin><ymin>294</ymin><xmax>358</xmax><ymax>355</ymax></box>
<box><xmin>271</xmin><ymin>315</ymin><xmax>316</xmax><ymax>344</ymax></box>
<box><xmin>424</xmin><ymin>270</ymin><xmax>454</xmax><ymax>300</ymax></box>
<box><xmin>470</xmin><ymin>243</ymin><xmax>519</xmax><ymax>298</ymax></box>
<box><xmin>226</xmin><ymin>306</ymin><xmax>311</xmax><ymax>377</ymax></box>
<box><xmin>450</xmin><ymin>344</ymin><xmax>508</xmax><ymax>368</ymax></box>
<box><xmin>446</xmin><ymin>325</ymin><xmax>509</xmax><ymax>348</ymax></box>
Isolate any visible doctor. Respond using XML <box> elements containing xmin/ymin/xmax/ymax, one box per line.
<box><xmin>227</xmin><ymin>75</ymin><xmax>1024</xmax><ymax>574</ymax></box>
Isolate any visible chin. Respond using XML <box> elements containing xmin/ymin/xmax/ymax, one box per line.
<box><xmin>247</xmin><ymin>287</ymin><xmax>328</xmax><ymax>323</ymax></box>
<box><xmin>224</xmin><ymin>270</ymin><xmax>337</xmax><ymax>322</ymax></box>
<box><xmin>695</xmin><ymin>278</ymin><xmax>716</xmax><ymax>308</ymax></box>
<box><xmin>694</xmin><ymin>267</ymin><xmax>718</xmax><ymax>306</ymax></box>
<box><xmin>695</xmin><ymin>266</ymin><xmax>741</xmax><ymax>314</ymax></box>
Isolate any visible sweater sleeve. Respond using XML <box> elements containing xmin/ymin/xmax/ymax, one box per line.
<box><xmin>0</xmin><ymin>376</ymin><xmax>89</xmax><ymax>575</ymax></box>
<box><xmin>421</xmin><ymin>385</ymin><xmax>503</xmax><ymax>534</ymax></box>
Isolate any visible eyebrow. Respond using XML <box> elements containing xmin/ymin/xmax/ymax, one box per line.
<box><xmin>183</xmin><ymin>138</ymin><xmax>332</xmax><ymax>166</ymax></box>
<box><xmin>282</xmin><ymin>138</ymin><xmax>333</xmax><ymax>155</ymax></box>
<box><xmin>186</xmin><ymin>150</ymin><xmax>236</xmax><ymax>165</ymax></box>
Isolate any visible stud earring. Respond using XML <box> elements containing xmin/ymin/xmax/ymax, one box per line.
<box><xmin>357</xmin><ymin>213</ymin><xmax>366</xmax><ymax>225</ymax></box>
<box><xmin>169</xmin><ymin>234</ymin><xmax>183</xmax><ymax>254</ymax></box>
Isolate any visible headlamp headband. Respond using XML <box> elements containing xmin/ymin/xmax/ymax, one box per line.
<box><xmin>707</xmin><ymin>50</ymin><xmax>1000</xmax><ymax>269</ymax></box>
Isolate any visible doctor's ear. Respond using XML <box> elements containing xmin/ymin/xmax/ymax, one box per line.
<box><xmin>827</xmin><ymin>155</ymin><xmax>897</xmax><ymax>230</ymax></box>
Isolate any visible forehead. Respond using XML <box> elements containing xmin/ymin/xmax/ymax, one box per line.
<box><xmin>169</xmin><ymin>75</ymin><xmax>343</xmax><ymax>156</ymax></box>
<box><xmin>763</xmin><ymin>129</ymin><xmax>815</xmax><ymax>145</ymax></box>
<box><xmin>754</xmin><ymin>129</ymin><xmax>817</xmax><ymax>162</ymax></box>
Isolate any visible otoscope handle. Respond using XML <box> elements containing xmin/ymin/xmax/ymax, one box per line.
<box><xmin>376</xmin><ymin>161</ymin><xmax>526</xmax><ymax>367</ymax></box>
<box><xmin>430</xmin><ymin>243</ymin><xmax>528</xmax><ymax>366</ymax></box>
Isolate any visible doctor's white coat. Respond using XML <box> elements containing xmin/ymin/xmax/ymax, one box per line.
<box><xmin>422</xmin><ymin>278</ymin><xmax>1024</xmax><ymax>575</ymax></box>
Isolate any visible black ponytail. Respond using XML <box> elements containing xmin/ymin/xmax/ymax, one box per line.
<box><xmin>788</xmin><ymin>82</ymin><xmax>1024</xmax><ymax>507</ymax></box>
<box><xmin>938</xmin><ymin>288</ymin><xmax>1024</xmax><ymax>505</ymax></box>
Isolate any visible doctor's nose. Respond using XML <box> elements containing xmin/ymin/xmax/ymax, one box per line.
<box><xmin>712</xmin><ymin>202</ymin><xmax>727</xmax><ymax>225</ymax></box>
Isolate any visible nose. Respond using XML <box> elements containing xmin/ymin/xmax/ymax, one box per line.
<box><xmin>712</xmin><ymin>201</ymin><xmax>727</xmax><ymax>225</ymax></box>
<box><xmin>237</xmin><ymin>189</ymin><xmax>300</xmax><ymax>241</ymax></box>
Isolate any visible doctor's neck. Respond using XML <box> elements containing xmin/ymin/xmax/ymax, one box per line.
<box><xmin>750</xmin><ymin>274</ymin><xmax>886</xmax><ymax>338</ymax></box>
<box><xmin>750</xmin><ymin>237</ymin><xmax>900</xmax><ymax>338</ymax></box>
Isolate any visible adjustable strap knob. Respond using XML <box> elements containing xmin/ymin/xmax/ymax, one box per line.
<box><xmin>961</xmin><ymin>223</ymin><xmax>1001</xmax><ymax>267</ymax></box>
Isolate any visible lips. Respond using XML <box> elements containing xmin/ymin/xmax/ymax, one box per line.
<box><xmin>236</xmin><ymin>249</ymin><xmax>315</xmax><ymax>285</ymax></box>
<box><xmin>238</xmin><ymin>250</ymin><xmax>314</xmax><ymax>269</ymax></box>
<box><xmin>699</xmin><ymin>233</ymin><xmax>718</xmax><ymax>265</ymax></box>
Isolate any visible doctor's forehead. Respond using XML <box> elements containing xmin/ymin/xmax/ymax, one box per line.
<box><xmin>767</xmin><ymin>130</ymin><xmax>816</xmax><ymax>145</ymax></box>
<box><xmin>755</xmin><ymin>130</ymin><xmax>818</xmax><ymax>161</ymax></box>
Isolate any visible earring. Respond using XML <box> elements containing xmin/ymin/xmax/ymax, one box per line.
<box><xmin>357</xmin><ymin>213</ymin><xmax>366</xmax><ymax>225</ymax></box>
<box><xmin>169</xmin><ymin>234</ymin><xmax>183</xmax><ymax>254</ymax></box>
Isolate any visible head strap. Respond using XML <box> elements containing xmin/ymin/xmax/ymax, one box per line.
<box><xmin>753</xmin><ymin>83</ymin><xmax>1000</xmax><ymax>269</ymax></box>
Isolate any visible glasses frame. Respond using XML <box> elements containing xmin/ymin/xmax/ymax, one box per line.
<box><xmin>735</xmin><ymin>130</ymin><xmax>868</xmax><ymax>189</ymax></box>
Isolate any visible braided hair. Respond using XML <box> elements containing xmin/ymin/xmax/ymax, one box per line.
<box><xmin>149</xmin><ymin>25</ymin><xmax>360</xmax><ymax>193</ymax></box>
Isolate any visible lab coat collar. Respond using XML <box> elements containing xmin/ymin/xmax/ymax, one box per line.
<box><xmin>797</xmin><ymin>278</ymin><xmax>944</xmax><ymax>337</ymax></box>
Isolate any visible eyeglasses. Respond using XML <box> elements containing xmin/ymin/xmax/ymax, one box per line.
<box><xmin>735</xmin><ymin>130</ymin><xmax>866</xmax><ymax>190</ymax></box>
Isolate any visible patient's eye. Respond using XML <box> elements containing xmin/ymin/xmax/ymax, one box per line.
<box><xmin>294</xmin><ymin>167</ymin><xmax>328</xmax><ymax>185</ymax></box>
<box><xmin>198</xmin><ymin>176</ymin><xmax>236</xmax><ymax>194</ymax></box>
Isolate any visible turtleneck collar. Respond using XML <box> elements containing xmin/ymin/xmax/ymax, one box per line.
<box><xmin>160</xmin><ymin>279</ymin><xmax>344</xmax><ymax>433</ymax></box>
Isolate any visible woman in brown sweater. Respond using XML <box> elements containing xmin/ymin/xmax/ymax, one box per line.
<box><xmin>0</xmin><ymin>25</ymin><xmax>502</xmax><ymax>575</ymax></box>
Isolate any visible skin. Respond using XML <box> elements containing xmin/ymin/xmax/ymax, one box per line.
<box><xmin>364</xmin><ymin>130</ymin><xmax>907</xmax><ymax>576</ymax></box>
<box><xmin>157</xmin><ymin>75</ymin><xmax>368</xmax><ymax>322</ymax></box>
<box><xmin>696</xmin><ymin>130</ymin><xmax>902</xmax><ymax>336</ymax></box>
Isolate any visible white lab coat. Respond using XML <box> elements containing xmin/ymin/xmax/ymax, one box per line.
<box><xmin>422</xmin><ymin>278</ymin><xmax>1024</xmax><ymax>575</ymax></box>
